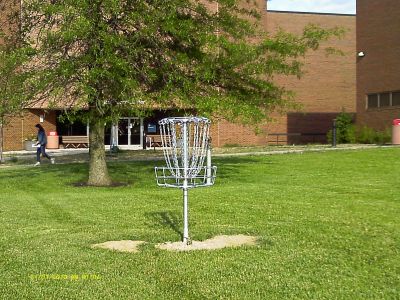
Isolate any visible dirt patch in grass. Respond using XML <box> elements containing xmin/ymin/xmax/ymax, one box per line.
<box><xmin>72</xmin><ymin>182</ymin><xmax>131</xmax><ymax>188</ymax></box>
<box><xmin>91</xmin><ymin>240</ymin><xmax>146</xmax><ymax>253</ymax></box>
<box><xmin>156</xmin><ymin>235</ymin><xmax>258</xmax><ymax>252</ymax></box>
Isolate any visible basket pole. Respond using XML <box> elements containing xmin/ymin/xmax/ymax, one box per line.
<box><xmin>206</xmin><ymin>138</ymin><xmax>212</xmax><ymax>185</ymax></box>
<box><xmin>183</xmin><ymin>187</ymin><xmax>189</xmax><ymax>244</ymax></box>
<box><xmin>182</xmin><ymin>122</ymin><xmax>190</xmax><ymax>244</ymax></box>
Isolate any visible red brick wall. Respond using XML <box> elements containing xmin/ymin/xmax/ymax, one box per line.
<box><xmin>212</xmin><ymin>11</ymin><xmax>356</xmax><ymax>147</ymax></box>
<box><xmin>204</xmin><ymin>0</ymin><xmax>266</xmax><ymax>14</ymax></box>
<box><xmin>264</xmin><ymin>12</ymin><xmax>356</xmax><ymax>144</ymax></box>
<box><xmin>210</xmin><ymin>119</ymin><xmax>266</xmax><ymax>147</ymax></box>
<box><xmin>3</xmin><ymin>110</ymin><xmax>57</xmax><ymax>151</ymax></box>
<box><xmin>356</xmin><ymin>0</ymin><xmax>400</xmax><ymax>130</ymax></box>
<box><xmin>0</xmin><ymin>0</ymin><xmax>20</xmax><ymax>42</ymax></box>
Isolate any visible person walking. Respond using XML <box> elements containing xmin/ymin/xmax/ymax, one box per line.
<box><xmin>34</xmin><ymin>124</ymin><xmax>55</xmax><ymax>166</ymax></box>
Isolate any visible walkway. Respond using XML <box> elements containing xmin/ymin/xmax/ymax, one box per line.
<box><xmin>1</xmin><ymin>144</ymin><xmax>395</xmax><ymax>167</ymax></box>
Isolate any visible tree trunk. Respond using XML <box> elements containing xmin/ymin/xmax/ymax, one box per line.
<box><xmin>87</xmin><ymin>117</ymin><xmax>112</xmax><ymax>186</ymax></box>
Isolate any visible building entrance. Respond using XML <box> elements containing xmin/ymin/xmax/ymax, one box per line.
<box><xmin>118</xmin><ymin>118</ymin><xmax>143</xmax><ymax>147</ymax></box>
<box><xmin>105</xmin><ymin>117</ymin><xmax>144</xmax><ymax>149</ymax></box>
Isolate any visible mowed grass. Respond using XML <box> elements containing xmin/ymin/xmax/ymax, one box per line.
<box><xmin>0</xmin><ymin>148</ymin><xmax>399</xmax><ymax>299</ymax></box>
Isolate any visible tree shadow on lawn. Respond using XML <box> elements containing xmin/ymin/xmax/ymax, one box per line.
<box><xmin>1</xmin><ymin>156</ymin><xmax>270</xmax><ymax>189</ymax></box>
<box><xmin>0</xmin><ymin>163</ymin><xmax>88</xmax><ymax>180</ymax></box>
<box><xmin>0</xmin><ymin>168</ymin><xmax>42</xmax><ymax>181</ymax></box>
<box><xmin>53</xmin><ymin>157</ymin><xmax>265</xmax><ymax>187</ymax></box>
<box><xmin>212</xmin><ymin>156</ymin><xmax>274</xmax><ymax>184</ymax></box>
<box><xmin>145</xmin><ymin>211</ymin><xmax>183</xmax><ymax>240</ymax></box>
<box><xmin>25</xmin><ymin>161</ymin><xmax>156</xmax><ymax>188</ymax></box>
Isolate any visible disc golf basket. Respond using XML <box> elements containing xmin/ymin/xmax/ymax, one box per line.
<box><xmin>155</xmin><ymin>117</ymin><xmax>217</xmax><ymax>245</ymax></box>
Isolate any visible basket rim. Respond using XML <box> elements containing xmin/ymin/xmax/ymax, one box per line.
<box><xmin>158</xmin><ymin>116</ymin><xmax>210</xmax><ymax>125</ymax></box>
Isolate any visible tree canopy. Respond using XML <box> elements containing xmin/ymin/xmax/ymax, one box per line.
<box><xmin>0</xmin><ymin>0</ymin><xmax>32</xmax><ymax>162</ymax></box>
<box><xmin>16</xmin><ymin>0</ymin><xmax>344</xmax><ymax>185</ymax></box>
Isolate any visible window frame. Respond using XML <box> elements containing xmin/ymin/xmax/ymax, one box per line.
<box><xmin>366</xmin><ymin>91</ymin><xmax>400</xmax><ymax>110</ymax></box>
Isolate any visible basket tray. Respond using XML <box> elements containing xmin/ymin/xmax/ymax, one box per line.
<box><xmin>155</xmin><ymin>166</ymin><xmax>217</xmax><ymax>189</ymax></box>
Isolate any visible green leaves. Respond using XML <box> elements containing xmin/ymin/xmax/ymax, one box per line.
<box><xmin>17</xmin><ymin>0</ymin><xmax>344</xmax><ymax>126</ymax></box>
<box><xmin>0</xmin><ymin>44</ymin><xmax>32</xmax><ymax>119</ymax></box>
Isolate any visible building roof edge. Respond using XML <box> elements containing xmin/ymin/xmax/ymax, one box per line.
<box><xmin>267</xmin><ymin>10</ymin><xmax>356</xmax><ymax>17</ymax></box>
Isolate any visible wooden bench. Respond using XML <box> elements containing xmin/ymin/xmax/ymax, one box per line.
<box><xmin>62</xmin><ymin>136</ymin><xmax>89</xmax><ymax>148</ymax></box>
<box><xmin>267</xmin><ymin>133</ymin><xmax>300</xmax><ymax>146</ymax></box>
<box><xmin>267</xmin><ymin>133</ymin><xmax>326</xmax><ymax>145</ymax></box>
<box><xmin>146</xmin><ymin>135</ymin><xmax>171</xmax><ymax>150</ymax></box>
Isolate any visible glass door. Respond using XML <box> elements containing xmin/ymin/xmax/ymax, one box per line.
<box><xmin>118</xmin><ymin>119</ymin><xmax>129</xmax><ymax>145</ymax></box>
<box><xmin>130</xmin><ymin>118</ymin><xmax>142</xmax><ymax>146</ymax></box>
<box><xmin>114</xmin><ymin>118</ymin><xmax>143</xmax><ymax>148</ymax></box>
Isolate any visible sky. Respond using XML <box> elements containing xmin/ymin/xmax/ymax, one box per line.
<box><xmin>267</xmin><ymin>0</ymin><xmax>356</xmax><ymax>14</ymax></box>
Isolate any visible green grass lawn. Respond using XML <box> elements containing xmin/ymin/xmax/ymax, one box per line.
<box><xmin>0</xmin><ymin>148</ymin><xmax>399</xmax><ymax>299</ymax></box>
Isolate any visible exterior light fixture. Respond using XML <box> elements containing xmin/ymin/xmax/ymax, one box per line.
<box><xmin>357</xmin><ymin>51</ymin><xmax>365</xmax><ymax>57</ymax></box>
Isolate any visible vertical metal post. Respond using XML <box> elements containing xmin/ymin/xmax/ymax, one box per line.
<box><xmin>207</xmin><ymin>138</ymin><xmax>212</xmax><ymax>185</ymax></box>
<box><xmin>110</xmin><ymin>124</ymin><xmax>114</xmax><ymax>152</ymax></box>
<box><xmin>183</xmin><ymin>187</ymin><xmax>189</xmax><ymax>244</ymax></box>
<box><xmin>332</xmin><ymin>119</ymin><xmax>337</xmax><ymax>147</ymax></box>
<box><xmin>182</xmin><ymin>122</ymin><xmax>190</xmax><ymax>245</ymax></box>
<box><xmin>140</xmin><ymin>118</ymin><xmax>144</xmax><ymax>149</ymax></box>
<box><xmin>110</xmin><ymin>124</ymin><xmax>118</xmax><ymax>152</ymax></box>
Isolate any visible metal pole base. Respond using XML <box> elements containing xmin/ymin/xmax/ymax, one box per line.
<box><xmin>183</xmin><ymin>187</ymin><xmax>190</xmax><ymax>245</ymax></box>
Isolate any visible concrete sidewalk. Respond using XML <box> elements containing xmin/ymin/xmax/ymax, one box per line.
<box><xmin>213</xmin><ymin>144</ymin><xmax>394</xmax><ymax>157</ymax></box>
<box><xmin>1</xmin><ymin>144</ymin><xmax>395</xmax><ymax>164</ymax></box>
<box><xmin>3</xmin><ymin>148</ymin><xmax>89</xmax><ymax>158</ymax></box>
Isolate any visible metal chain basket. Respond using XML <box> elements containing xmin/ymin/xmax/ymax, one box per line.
<box><xmin>155</xmin><ymin>117</ymin><xmax>217</xmax><ymax>188</ymax></box>
<box><xmin>154</xmin><ymin>117</ymin><xmax>217</xmax><ymax>245</ymax></box>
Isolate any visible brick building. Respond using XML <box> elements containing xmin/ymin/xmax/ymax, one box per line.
<box><xmin>207</xmin><ymin>8</ymin><xmax>356</xmax><ymax>147</ymax></box>
<box><xmin>2</xmin><ymin>1</ymin><xmax>357</xmax><ymax>150</ymax></box>
<box><xmin>356</xmin><ymin>0</ymin><xmax>400</xmax><ymax>130</ymax></box>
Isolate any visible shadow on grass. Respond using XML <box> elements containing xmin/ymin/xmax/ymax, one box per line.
<box><xmin>1</xmin><ymin>156</ymin><xmax>267</xmax><ymax>189</ymax></box>
<box><xmin>213</xmin><ymin>156</ymin><xmax>272</xmax><ymax>183</ymax></box>
<box><xmin>145</xmin><ymin>211</ymin><xmax>183</xmax><ymax>240</ymax></box>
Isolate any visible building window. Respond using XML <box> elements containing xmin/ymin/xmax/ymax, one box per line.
<box><xmin>393</xmin><ymin>92</ymin><xmax>400</xmax><ymax>106</ymax></box>
<box><xmin>367</xmin><ymin>94</ymin><xmax>378</xmax><ymax>108</ymax></box>
<box><xmin>380</xmin><ymin>93</ymin><xmax>390</xmax><ymax>107</ymax></box>
<box><xmin>367</xmin><ymin>91</ymin><xmax>400</xmax><ymax>109</ymax></box>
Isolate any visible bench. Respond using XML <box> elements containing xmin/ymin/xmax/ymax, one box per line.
<box><xmin>146</xmin><ymin>135</ymin><xmax>171</xmax><ymax>150</ymax></box>
<box><xmin>267</xmin><ymin>133</ymin><xmax>326</xmax><ymax>145</ymax></box>
<box><xmin>62</xmin><ymin>136</ymin><xmax>89</xmax><ymax>148</ymax></box>
<box><xmin>267</xmin><ymin>133</ymin><xmax>300</xmax><ymax>146</ymax></box>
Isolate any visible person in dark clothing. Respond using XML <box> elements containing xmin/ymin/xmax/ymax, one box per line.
<box><xmin>34</xmin><ymin>124</ymin><xmax>55</xmax><ymax>166</ymax></box>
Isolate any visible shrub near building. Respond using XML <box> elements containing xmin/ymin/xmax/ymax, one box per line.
<box><xmin>327</xmin><ymin>111</ymin><xmax>392</xmax><ymax>145</ymax></box>
<box><xmin>357</xmin><ymin>126</ymin><xmax>391</xmax><ymax>145</ymax></box>
<box><xmin>327</xmin><ymin>111</ymin><xmax>356</xmax><ymax>144</ymax></box>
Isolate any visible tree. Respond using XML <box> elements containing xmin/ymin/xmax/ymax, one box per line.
<box><xmin>0</xmin><ymin>0</ymin><xmax>31</xmax><ymax>163</ymax></box>
<box><xmin>19</xmin><ymin>0</ymin><xmax>344</xmax><ymax>186</ymax></box>
<box><xmin>0</xmin><ymin>48</ymin><xmax>28</xmax><ymax>163</ymax></box>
